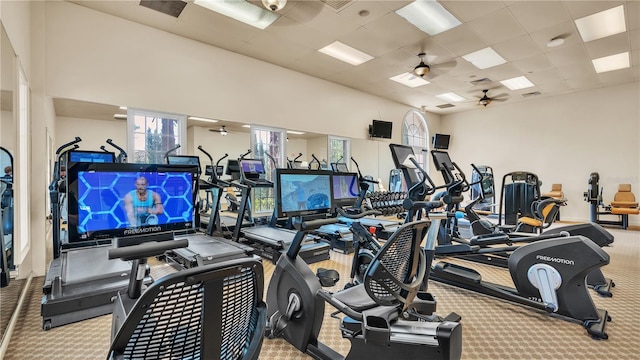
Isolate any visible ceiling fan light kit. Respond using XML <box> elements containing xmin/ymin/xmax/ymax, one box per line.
<box><xmin>262</xmin><ymin>0</ymin><xmax>287</xmax><ymax>12</ymax></box>
<box><xmin>413</xmin><ymin>52</ymin><xmax>431</xmax><ymax>77</ymax></box>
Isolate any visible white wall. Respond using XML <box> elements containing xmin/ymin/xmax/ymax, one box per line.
<box><xmin>285</xmin><ymin>138</ymin><xmax>307</xmax><ymax>165</ymax></box>
<box><xmin>441</xmin><ymin>82</ymin><xmax>640</xmax><ymax>225</ymax></box>
<box><xmin>55</xmin><ymin>117</ymin><xmax>127</xmax><ymax>151</ymax></box>
<box><xmin>44</xmin><ymin>1</ymin><xmax>427</xmax><ymax>143</ymax></box>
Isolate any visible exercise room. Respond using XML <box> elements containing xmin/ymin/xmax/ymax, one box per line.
<box><xmin>1</xmin><ymin>1</ymin><xmax>638</xmax><ymax>359</ymax></box>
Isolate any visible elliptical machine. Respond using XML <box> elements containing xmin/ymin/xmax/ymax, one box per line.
<box><xmin>266</xmin><ymin>216</ymin><xmax>462</xmax><ymax>360</ymax></box>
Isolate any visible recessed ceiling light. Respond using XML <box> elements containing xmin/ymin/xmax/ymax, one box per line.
<box><xmin>462</xmin><ymin>47</ymin><xmax>506</xmax><ymax>69</ymax></box>
<box><xmin>242</xmin><ymin>124</ymin><xmax>251</xmax><ymax>128</ymax></box>
<box><xmin>193</xmin><ymin>0</ymin><xmax>280</xmax><ymax>29</ymax></box>
<box><xmin>436</xmin><ymin>92</ymin><xmax>466</xmax><ymax>102</ymax></box>
<box><xmin>500</xmin><ymin>76</ymin><xmax>535</xmax><ymax>90</ymax></box>
<box><xmin>286</xmin><ymin>130</ymin><xmax>305</xmax><ymax>135</ymax></box>
<box><xmin>318</xmin><ymin>41</ymin><xmax>374</xmax><ymax>66</ymax></box>
<box><xmin>575</xmin><ymin>5</ymin><xmax>626</xmax><ymax>42</ymax></box>
<box><xmin>389</xmin><ymin>72</ymin><xmax>430</xmax><ymax>88</ymax></box>
<box><xmin>396</xmin><ymin>0</ymin><xmax>461</xmax><ymax>35</ymax></box>
<box><xmin>592</xmin><ymin>52</ymin><xmax>630</xmax><ymax>73</ymax></box>
<box><xmin>119</xmin><ymin>106</ymin><xmax>127</xmax><ymax>110</ymax></box>
<box><xmin>113</xmin><ymin>114</ymin><xmax>127</xmax><ymax>120</ymax></box>
<box><xmin>188</xmin><ymin>116</ymin><xmax>219</xmax><ymax>123</ymax></box>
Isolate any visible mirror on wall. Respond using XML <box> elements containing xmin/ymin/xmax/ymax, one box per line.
<box><xmin>0</xmin><ymin>21</ymin><xmax>24</xmax><ymax>347</ymax></box>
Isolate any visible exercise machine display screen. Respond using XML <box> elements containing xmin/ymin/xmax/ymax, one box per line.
<box><xmin>332</xmin><ymin>172</ymin><xmax>359</xmax><ymax>208</ymax></box>
<box><xmin>66</xmin><ymin>163</ymin><xmax>195</xmax><ymax>243</ymax></box>
<box><xmin>68</xmin><ymin>151</ymin><xmax>116</xmax><ymax>163</ymax></box>
<box><xmin>167</xmin><ymin>155</ymin><xmax>201</xmax><ymax>174</ymax></box>
<box><xmin>240</xmin><ymin>159</ymin><xmax>265</xmax><ymax>175</ymax></box>
<box><xmin>276</xmin><ymin>169</ymin><xmax>332</xmax><ymax>218</ymax></box>
<box><xmin>389</xmin><ymin>144</ymin><xmax>422</xmax><ymax>186</ymax></box>
<box><xmin>431</xmin><ymin>150</ymin><xmax>455</xmax><ymax>171</ymax></box>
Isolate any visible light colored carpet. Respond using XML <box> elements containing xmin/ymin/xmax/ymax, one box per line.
<box><xmin>3</xmin><ymin>226</ymin><xmax>639</xmax><ymax>359</ymax></box>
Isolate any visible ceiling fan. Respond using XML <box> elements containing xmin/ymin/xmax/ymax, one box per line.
<box><xmin>477</xmin><ymin>89</ymin><xmax>509</xmax><ymax>107</ymax></box>
<box><xmin>209</xmin><ymin>125</ymin><xmax>228</xmax><ymax>136</ymax></box>
<box><xmin>411</xmin><ymin>53</ymin><xmax>457</xmax><ymax>79</ymax></box>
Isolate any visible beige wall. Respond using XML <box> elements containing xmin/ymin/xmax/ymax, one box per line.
<box><xmin>44</xmin><ymin>1</ymin><xmax>424</xmax><ymax>142</ymax></box>
<box><xmin>55</xmin><ymin>117</ymin><xmax>127</xmax><ymax>152</ymax></box>
<box><xmin>440</xmin><ymin>81</ymin><xmax>640</xmax><ymax>225</ymax></box>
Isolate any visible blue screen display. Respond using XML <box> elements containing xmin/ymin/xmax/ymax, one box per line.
<box><xmin>75</xmin><ymin>171</ymin><xmax>193</xmax><ymax>238</ymax></box>
<box><xmin>279</xmin><ymin>173</ymin><xmax>331</xmax><ymax>213</ymax></box>
<box><xmin>240</xmin><ymin>159</ymin><xmax>265</xmax><ymax>174</ymax></box>
<box><xmin>69</xmin><ymin>151</ymin><xmax>115</xmax><ymax>163</ymax></box>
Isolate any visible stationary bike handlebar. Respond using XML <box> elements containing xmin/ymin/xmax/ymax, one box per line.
<box><xmin>336</xmin><ymin>207</ymin><xmax>382</xmax><ymax>219</ymax></box>
<box><xmin>106</xmin><ymin>139</ymin><xmax>128</xmax><ymax>162</ymax></box>
<box><xmin>108</xmin><ymin>239</ymin><xmax>189</xmax><ymax>261</ymax></box>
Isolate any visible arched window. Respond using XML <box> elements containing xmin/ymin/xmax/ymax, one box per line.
<box><xmin>402</xmin><ymin>109</ymin><xmax>430</xmax><ymax>171</ymax></box>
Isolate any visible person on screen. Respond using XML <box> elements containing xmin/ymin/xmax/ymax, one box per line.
<box><xmin>294</xmin><ymin>181</ymin><xmax>307</xmax><ymax>210</ymax></box>
<box><xmin>124</xmin><ymin>176</ymin><xmax>163</xmax><ymax>227</ymax></box>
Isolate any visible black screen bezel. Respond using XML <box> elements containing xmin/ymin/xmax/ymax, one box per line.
<box><xmin>68</xmin><ymin>150</ymin><xmax>116</xmax><ymax>163</ymax></box>
<box><xmin>371</xmin><ymin>120</ymin><xmax>393</xmax><ymax>139</ymax></box>
<box><xmin>432</xmin><ymin>133</ymin><xmax>451</xmax><ymax>150</ymax></box>
<box><xmin>275</xmin><ymin>168</ymin><xmax>333</xmax><ymax>218</ymax></box>
<box><xmin>331</xmin><ymin>172</ymin><xmax>359</xmax><ymax>209</ymax></box>
<box><xmin>66</xmin><ymin>162</ymin><xmax>198</xmax><ymax>244</ymax></box>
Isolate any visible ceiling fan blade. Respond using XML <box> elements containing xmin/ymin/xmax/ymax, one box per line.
<box><xmin>492</xmin><ymin>98</ymin><xmax>508</xmax><ymax>102</ymax></box>
<box><xmin>493</xmin><ymin>93</ymin><xmax>509</xmax><ymax>98</ymax></box>
<box><xmin>431</xmin><ymin>59</ymin><xmax>457</xmax><ymax>70</ymax></box>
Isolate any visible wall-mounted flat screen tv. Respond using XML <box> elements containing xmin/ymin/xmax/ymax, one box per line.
<box><xmin>370</xmin><ymin>120</ymin><xmax>393</xmax><ymax>139</ymax></box>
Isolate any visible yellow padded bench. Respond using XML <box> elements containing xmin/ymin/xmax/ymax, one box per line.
<box><xmin>542</xmin><ymin>183</ymin><xmax>565</xmax><ymax>200</ymax></box>
<box><xmin>608</xmin><ymin>184</ymin><xmax>639</xmax><ymax>229</ymax></box>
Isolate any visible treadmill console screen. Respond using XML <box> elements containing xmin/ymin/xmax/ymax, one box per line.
<box><xmin>66</xmin><ymin>163</ymin><xmax>196</xmax><ymax>243</ymax></box>
<box><xmin>167</xmin><ymin>155</ymin><xmax>201</xmax><ymax>174</ymax></box>
<box><xmin>332</xmin><ymin>172</ymin><xmax>359</xmax><ymax>208</ymax></box>
<box><xmin>68</xmin><ymin>150</ymin><xmax>116</xmax><ymax>163</ymax></box>
<box><xmin>276</xmin><ymin>169</ymin><xmax>333</xmax><ymax>218</ymax></box>
<box><xmin>240</xmin><ymin>159</ymin><xmax>265</xmax><ymax>175</ymax></box>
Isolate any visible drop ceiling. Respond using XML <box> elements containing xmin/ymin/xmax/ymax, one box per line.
<box><xmin>65</xmin><ymin>0</ymin><xmax>639</xmax><ymax>114</ymax></box>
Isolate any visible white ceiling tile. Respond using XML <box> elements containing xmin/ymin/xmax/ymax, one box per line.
<box><xmin>431</xmin><ymin>24</ymin><xmax>489</xmax><ymax>56</ymax></box>
<box><xmin>628</xmin><ymin>1</ymin><xmax>640</xmax><ymax>30</ymax></box>
<box><xmin>338</xmin><ymin>26</ymin><xmax>400</xmax><ymax>58</ymax></box>
<box><xmin>283</xmin><ymin>1</ymin><xmax>360</xmax><ymax>38</ymax></box>
<box><xmin>466</xmin><ymin>8</ymin><xmax>527</xmax><ymax>45</ymax></box>
<box><xmin>563</xmin><ymin>1</ymin><xmax>626</xmax><ymax>19</ymax></box>
<box><xmin>492</xmin><ymin>35</ymin><xmax>543</xmax><ymax>61</ymax></box>
<box><xmin>546</xmin><ymin>44</ymin><xmax>590</xmax><ymax>67</ymax></box>
<box><xmin>506</xmin><ymin>1</ymin><xmax>571</xmax><ymax>33</ymax></box>
<box><xmin>556</xmin><ymin>61</ymin><xmax>597</xmax><ymax>79</ymax></box>
<box><xmin>266</xmin><ymin>16</ymin><xmax>333</xmax><ymax>50</ymax></box>
<box><xmin>583</xmin><ymin>32</ymin><xmax>632</xmax><ymax>59</ymax></box>
<box><xmin>511</xmin><ymin>54</ymin><xmax>555</xmax><ymax>74</ymax></box>
<box><xmin>440</xmin><ymin>1</ymin><xmax>507</xmax><ymax>22</ymax></box>
<box><xmin>364</xmin><ymin>12</ymin><xmax>432</xmax><ymax>48</ymax></box>
<box><xmin>485</xmin><ymin>63</ymin><xmax>525</xmax><ymax>81</ymax></box>
<box><xmin>630</xmin><ymin>29</ymin><xmax>640</xmax><ymax>50</ymax></box>
<box><xmin>597</xmin><ymin>67</ymin><xmax>635</xmax><ymax>83</ymax></box>
<box><xmin>336</xmin><ymin>1</ymin><xmax>392</xmax><ymax>25</ymax></box>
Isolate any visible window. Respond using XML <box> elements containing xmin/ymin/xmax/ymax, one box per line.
<box><xmin>328</xmin><ymin>136</ymin><xmax>350</xmax><ymax>171</ymax></box>
<box><xmin>250</xmin><ymin>126</ymin><xmax>285</xmax><ymax>215</ymax></box>
<box><xmin>401</xmin><ymin>109</ymin><xmax>430</xmax><ymax>187</ymax></box>
<box><xmin>127</xmin><ymin>109</ymin><xmax>186</xmax><ymax>164</ymax></box>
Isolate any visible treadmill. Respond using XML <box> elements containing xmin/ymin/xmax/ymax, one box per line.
<box><xmin>195</xmin><ymin>148</ymin><xmax>251</xmax><ymax>236</ymax></box>
<box><xmin>42</xmin><ymin>145</ymin><xmax>151</xmax><ymax>330</ymax></box>
<box><xmin>164</xmin><ymin>154</ymin><xmax>254</xmax><ymax>269</ymax></box>
<box><xmin>233</xmin><ymin>158</ymin><xmax>331</xmax><ymax>264</ymax></box>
